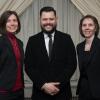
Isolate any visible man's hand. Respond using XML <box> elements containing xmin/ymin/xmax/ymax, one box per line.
<box><xmin>41</xmin><ymin>82</ymin><xmax>60</xmax><ymax>96</ymax></box>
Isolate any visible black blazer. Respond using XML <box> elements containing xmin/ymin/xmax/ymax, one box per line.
<box><xmin>76</xmin><ymin>36</ymin><xmax>100</xmax><ymax>98</ymax></box>
<box><xmin>25</xmin><ymin>30</ymin><xmax>77</xmax><ymax>100</ymax></box>
<box><xmin>0</xmin><ymin>34</ymin><xmax>24</xmax><ymax>91</ymax></box>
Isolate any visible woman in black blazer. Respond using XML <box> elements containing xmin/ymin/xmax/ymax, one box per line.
<box><xmin>76</xmin><ymin>15</ymin><xmax>100</xmax><ymax>100</ymax></box>
<box><xmin>0</xmin><ymin>11</ymin><xmax>24</xmax><ymax>100</ymax></box>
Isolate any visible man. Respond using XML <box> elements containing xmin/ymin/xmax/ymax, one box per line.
<box><xmin>25</xmin><ymin>6</ymin><xmax>77</xmax><ymax>100</ymax></box>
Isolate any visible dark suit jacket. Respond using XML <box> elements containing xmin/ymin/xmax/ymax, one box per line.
<box><xmin>76</xmin><ymin>36</ymin><xmax>100</xmax><ymax>98</ymax></box>
<box><xmin>0</xmin><ymin>34</ymin><xmax>24</xmax><ymax>91</ymax></box>
<box><xmin>25</xmin><ymin>30</ymin><xmax>77</xmax><ymax>100</ymax></box>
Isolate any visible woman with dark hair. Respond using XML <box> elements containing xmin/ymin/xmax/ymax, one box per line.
<box><xmin>76</xmin><ymin>15</ymin><xmax>100</xmax><ymax>100</ymax></box>
<box><xmin>0</xmin><ymin>10</ymin><xmax>24</xmax><ymax>100</ymax></box>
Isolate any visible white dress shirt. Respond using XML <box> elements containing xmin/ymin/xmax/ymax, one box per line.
<box><xmin>43</xmin><ymin>32</ymin><xmax>55</xmax><ymax>56</ymax></box>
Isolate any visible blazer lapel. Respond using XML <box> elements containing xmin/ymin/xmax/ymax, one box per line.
<box><xmin>90</xmin><ymin>37</ymin><xmax>98</xmax><ymax>53</ymax></box>
<box><xmin>3</xmin><ymin>35</ymin><xmax>15</xmax><ymax>56</ymax></box>
<box><xmin>78</xmin><ymin>41</ymin><xmax>85</xmax><ymax>70</ymax></box>
<box><xmin>50</xmin><ymin>31</ymin><xmax>59</xmax><ymax>62</ymax></box>
<box><xmin>39</xmin><ymin>32</ymin><xmax>49</xmax><ymax>60</ymax></box>
<box><xmin>88</xmin><ymin>37</ymin><xmax>99</xmax><ymax>63</ymax></box>
<box><xmin>83</xmin><ymin>37</ymin><xmax>99</xmax><ymax>69</ymax></box>
<box><xmin>39</xmin><ymin>31</ymin><xmax>60</xmax><ymax>62</ymax></box>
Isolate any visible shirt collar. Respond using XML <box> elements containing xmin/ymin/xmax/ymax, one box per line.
<box><xmin>44</xmin><ymin>32</ymin><xmax>55</xmax><ymax>39</ymax></box>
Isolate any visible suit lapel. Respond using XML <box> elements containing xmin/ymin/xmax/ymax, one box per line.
<box><xmin>39</xmin><ymin>31</ymin><xmax>60</xmax><ymax>62</ymax></box>
<box><xmin>39</xmin><ymin>32</ymin><xmax>49</xmax><ymax>60</ymax></box>
<box><xmin>50</xmin><ymin>31</ymin><xmax>59</xmax><ymax>61</ymax></box>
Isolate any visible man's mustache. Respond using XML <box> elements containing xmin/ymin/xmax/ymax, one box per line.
<box><xmin>43</xmin><ymin>24</ymin><xmax>53</xmax><ymax>27</ymax></box>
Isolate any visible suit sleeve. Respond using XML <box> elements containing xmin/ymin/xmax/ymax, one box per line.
<box><xmin>55</xmin><ymin>35</ymin><xmax>77</xmax><ymax>86</ymax></box>
<box><xmin>24</xmin><ymin>37</ymin><xmax>46</xmax><ymax>89</ymax></box>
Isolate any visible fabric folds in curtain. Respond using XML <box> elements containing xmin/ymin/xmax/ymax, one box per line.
<box><xmin>71</xmin><ymin>0</ymin><xmax>100</xmax><ymax>25</ymax></box>
<box><xmin>0</xmin><ymin>0</ymin><xmax>33</xmax><ymax>15</ymax></box>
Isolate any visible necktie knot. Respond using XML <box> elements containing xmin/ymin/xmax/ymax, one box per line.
<box><xmin>48</xmin><ymin>34</ymin><xmax>52</xmax><ymax>38</ymax></box>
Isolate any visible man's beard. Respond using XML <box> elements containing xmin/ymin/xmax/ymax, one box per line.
<box><xmin>41</xmin><ymin>25</ymin><xmax>56</xmax><ymax>35</ymax></box>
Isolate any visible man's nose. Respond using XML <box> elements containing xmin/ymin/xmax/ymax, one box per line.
<box><xmin>46</xmin><ymin>19</ymin><xmax>51</xmax><ymax>23</ymax></box>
